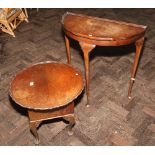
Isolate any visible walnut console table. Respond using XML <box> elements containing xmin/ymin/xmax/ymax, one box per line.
<box><xmin>62</xmin><ymin>12</ymin><xmax>147</xmax><ymax>106</ymax></box>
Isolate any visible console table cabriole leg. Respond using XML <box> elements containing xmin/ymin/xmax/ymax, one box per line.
<box><xmin>63</xmin><ymin>114</ymin><xmax>75</xmax><ymax>136</ymax></box>
<box><xmin>29</xmin><ymin>121</ymin><xmax>41</xmax><ymax>145</ymax></box>
<box><xmin>79</xmin><ymin>42</ymin><xmax>96</xmax><ymax>107</ymax></box>
<box><xmin>64</xmin><ymin>35</ymin><xmax>71</xmax><ymax>64</ymax></box>
<box><xmin>128</xmin><ymin>37</ymin><xmax>144</xmax><ymax>99</ymax></box>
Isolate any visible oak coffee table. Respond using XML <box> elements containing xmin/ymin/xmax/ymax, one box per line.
<box><xmin>62</xmin><ymin>12</ymin><xmax>147</xmax><ymax>106</ymax></box>
<box><xmin>10</xmin><ymin>62</ymin><xmax>84</xmax><ymax>144</ymax></box>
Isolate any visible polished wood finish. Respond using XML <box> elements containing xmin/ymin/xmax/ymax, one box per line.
<box><xmin>0</xmin><ymin>8</ymin><xmax>28</xmax><ymax>37</ymax></box>
<box><xmin>28</xmin><ymin>102</ymin><xmax>74</xmax><ymax>144</ymax></box>
<box><xmin>128</xmin><ymin>37</ymin><xmax>144</xmax><ymax>99</ymax></box>
<box><xmin>65</xmin><ymin>35</ymin><xmax>71</xmax><ymax>64</ymax></box>
<box><xmin>10</xmin><ymin>62</ymin><xmax>84</xmax><ymax>109</ymax></box>
<box><xmin>62</xmin><ymin>12</ymin><xmax>147</xmax><ymax>105</ymax></box>
<box><xmin>10</xmin><ymin>62</ymin><xmax>84</xmax><ymax>144</ymax></box>
<box><xmin>79</xmin><ymin>42</ymin><xmax>96</xmax><ymax>107</ymax></box>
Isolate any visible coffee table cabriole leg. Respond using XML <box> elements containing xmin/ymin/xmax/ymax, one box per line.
<box><xmin>63</xmin><ymin>114</ymin><xmax>75</xmax><ymax>136</ymax></box>
<box><xmin>64</xmin><ymin>35</ymin><xmax>71</xmax><ymax>64</ymax></box>
<box><xmin>128</xmin><ymin>37</ymin><xmax>144</xmax><ymax>99</ymax></box>
<box><xmin>29</xmin><ymin>120</ymin><xmax>41</xmax><ymax>145</ymax></box>
<box><xmin>79</xmin><ymin>42</ymin><xmax>96</xmax><ymax>107</ymax></box>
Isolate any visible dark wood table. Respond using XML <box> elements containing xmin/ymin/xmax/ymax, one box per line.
<box><xmin>62</xmin><ymin>12</ymin><xmax>147</xmax><ymax>106</ymax></box>
<box><xmin>10</xmin><ymin>62</ymin><xmax>84</xmax><ymax>144</ymax></box>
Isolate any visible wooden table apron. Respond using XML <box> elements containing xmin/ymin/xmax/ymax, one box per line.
<box><xmin>28</xmin><ymin>102</ymin><xmax>75</xmax><ymax>144</ymax></box>
<box><xmin>62</xmin><ymin>13</ymin><xmax>146</xmax><ymax>106</ymax></box>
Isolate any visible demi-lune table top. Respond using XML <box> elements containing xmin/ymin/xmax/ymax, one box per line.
<box><xmin>10</xmin><ymin>62</ymin><xmax>84</xmax><ymax>110</ymax></box>
<box><xmin>62</xmin><ymin>12</ymin><xmax>147</xmax><ymax>45</ymax></box>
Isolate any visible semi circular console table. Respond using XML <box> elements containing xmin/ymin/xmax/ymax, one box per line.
<box><xmin>62</xmin><ymin>12</ymin><xmax>147</xmax><ymax>106</ymax></box>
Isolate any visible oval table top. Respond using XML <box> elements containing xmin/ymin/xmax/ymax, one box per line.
<box><xmin>10</xmin><ymin>62</ymin><xmax>84</xmax><ymax>110</ymax></box>
<box><xmin>62</xmin><ymin>12</ymin><xmax>147</xmax><ymax>43</ymax></box>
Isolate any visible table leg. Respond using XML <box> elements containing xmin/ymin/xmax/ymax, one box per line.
<box><xmin>128</xmin><ymin>37</ymin><xmax>144</xmax><ymax>99</ymax></box>
<box><xmin>79</xmin><ymin>42</ymin><xmax>96</xmax><ymax>106</ymax></box>
<box><xmin>64</xmin><ymin>35</ymin><xmax>71</xmax><ymax>64</ymax></box>
<box><xmin>63</xmin><ymin>114</ymin><xmax>75</xmax><ymax>135</ymax></box>
<box><xmin>29</xmin><ymin>121</ymin><xmax>41</xmax><ymax>145</ymax></box>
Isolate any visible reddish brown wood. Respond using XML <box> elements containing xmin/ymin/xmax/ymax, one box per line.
<box><xmin>63</xmin><ymin>114</ymin><xmax>75</xmax><ymax>135</ymax></box>
<box><xmin>29</xmin><ymin>121</ymin><xmax>41</xmax><ymax>144</ymax></box>
<box><xmin>62</xmin><ymin>12</ymin><xmax>147</xmax><ymax>105</ymax></box>
<box><xmin>28</xmin><ymin>102</ymin><xmax>74</xmax><ymax>144</ymax></box>
<box><xmin>10</xmin><ymin>62</ymin><xmax>84</xmax><ymax>110</ymax></box>
<box><xmin>10</xmin><ymin>62</ymin><xmax>84</xmax><ymax>144</ymax></box>
<box><xmin>64</xmin><ymin>35</ymin><xmax>71</xmax><ymax>64</ymax></box>
<box><xmin>79</xmin><ymin>42</ymin><xmax>96</xmax><ymax>107</ymax></box>
<box><xmin>28</xmin><ymin>102</ymin><xmax>74</xmax><ymax>122</ymax></box>
<box><xmin>128</xmin><ymin>37</ymin><xmax>144</xmax><ymax>99</ymax></box>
